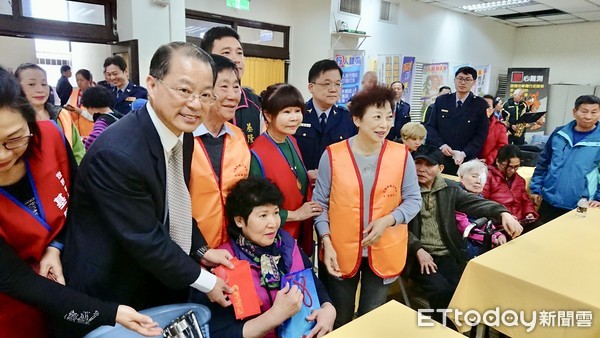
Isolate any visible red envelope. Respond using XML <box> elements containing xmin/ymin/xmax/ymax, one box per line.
<box><xmin>213</xmin><ymin>258</ymin><xmax>262</xmax><ymax>319</ymax></box>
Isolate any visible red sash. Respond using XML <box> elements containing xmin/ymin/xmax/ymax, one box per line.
<box><xmin>251</xmin><ymin>134</ymin><xmax>314</xmax><ymax>254</ymax></box>
<box><xmin>0</xmin><ymin>121</ymin><xmax>71</xmax><ymax>337</ymax></box>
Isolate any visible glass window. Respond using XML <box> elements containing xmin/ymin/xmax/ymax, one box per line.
<box><xmin>22</xmin><ymin>0</ymin><xmax>105</xmax><ymax>26</ymax></box>
<box><xmin>185</xmin><ymin>18</ymin><xmax>231</xmax><ymax>39</ymax></box>
<box><xmin>35</xmin><ymin>38</ymin><xmax>72</xmax><ymax>87</ymax></box>
<box><xmin>0</xmin><ymin>0</ymin><xmax>12</xmax><ymax>16</ymax></box>
<box><xmin>237</xmin><ymin>26</ymin><xmax>284</xmax><ymax>48</ymax></box>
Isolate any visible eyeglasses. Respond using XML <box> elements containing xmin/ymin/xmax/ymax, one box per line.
<box><xmin>2</xmin><ymin>134</ymin><xmax>33</xmax><ymax>150</ymax></box>
<box><xmin>499</xmin><ymin>162</ymin><xmax>520</xmax><ymax>171</ymax></box>
<box><xmin>455</xmin><ymin>77</ymin><xmax>474</xmax><ymax>83</ymax></box>
<box><xmin>311</xmin><ymin>82</ymin><xmax>342</xmax><ymax>90</ymax></box>
<box><xmin>157</xmin><ymin>79</ymin><xmax>217</xmax><ymax>104</ymax></box>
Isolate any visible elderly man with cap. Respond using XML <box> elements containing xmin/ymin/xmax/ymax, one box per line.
<box><xmin>406</xmin><ymin>144</ymin><xmax>523</xmax><ymax>325</ymax></box>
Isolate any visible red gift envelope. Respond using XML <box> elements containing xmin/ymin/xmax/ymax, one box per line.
<box><xmin>213</xmin><ymin>258</ymin><xmax>262</xmax><ymax>319</ymax></box>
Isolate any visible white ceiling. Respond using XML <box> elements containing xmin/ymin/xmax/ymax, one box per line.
<box><xmin>415</xmin><ymin>0</ymin><xmax>600</xmax><ymax>27</ymax></box>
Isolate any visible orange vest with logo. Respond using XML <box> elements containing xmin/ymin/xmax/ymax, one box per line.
<box><xmin>190</xmin><ymin>123</ymin><xmax>250</xmax><ymax>248</ymax></box>
<box><xmin>328</xmin><ymin>140</ymin><xmax>409</xmax><ymax>278</ymax></box>
<box><xmin>68</xmin><ymin>89</ymin><xmax>94</xmax><ymax>137</ymax></box>
<box><xmin>56</xmin><ymin>109</ymin><xmax>74</xmax><ymax>147</ymax></box>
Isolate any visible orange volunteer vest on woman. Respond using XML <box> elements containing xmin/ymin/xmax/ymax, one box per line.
<box><xmin>327</xmin><ymin>140</ymin><xmax>409</xmax><ymax>279</ymax></box>
<box><xmin>0</xmin><ymin>121</ymin><xmax>71</xmax><ymax>338</ymax></box>
<box><xmin>190</xmin><ymin>122</ymin><xmax>250</xmax><ymax>248</ymax></box>
<box><xmin>68</xmin><ymin>89</ymin><xmax>94</xmax><ymax>138</ymax></box>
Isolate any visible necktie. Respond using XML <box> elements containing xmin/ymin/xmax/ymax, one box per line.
<box><xmin>395</xmin><ymin>102</ymin><xmax>400</xmax><ymax>114</ymax></box>
<box><xmin>116</xmin><ymin>89</ymin><xmax>123</xmax><ymax>99</ymax></box>
<box><xmin>167</xmin><ymin>140</ymin><xmax>192</xmax><ymax>254</ymax></box>
<box><xmin>320</xmin><ymin>113</ymin><xmax>327</xmax><ymax>130</ymax></box>
<box><xmin>457</xmin><ymin>100</ymin><xmax>463</xmax><ymax>109</ymax></box>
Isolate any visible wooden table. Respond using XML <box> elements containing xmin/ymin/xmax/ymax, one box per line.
<box><xmin>448</xmin><ymin>208</ymin><xmax>600</xmax><ymax>337</ymax></box>
<box><xmin>327</xmin><ymin>300</ymin><xmax>465</xmax><ymax>337</ymax></box>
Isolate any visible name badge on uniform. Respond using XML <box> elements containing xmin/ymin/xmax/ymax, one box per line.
<box><xmin>300</xmin><ymin>123</ymin><xmax>311</xmax><ymax>128</ymax></box>
<box><xmin>441</xmin><ymin>109</ymin><xmax>449</xmax><ymax>113</ymax></box>
<box><xmin>125</xmin><ymin>96</ymin><xmax>136</xmax><ymax>102</ymax></box>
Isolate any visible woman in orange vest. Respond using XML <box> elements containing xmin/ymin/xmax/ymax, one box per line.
<box><xmin>64</xmin><ymin>69</ymin><xmax>95</xmax><ymax>140</ymax></box>
<box><xmin>190</xmin><ymin>55</ymin><xmax>250</xmax><ymax>250</ymax></box>
<box><xmin>15</xmin><ymin>63</ymin><xmax>85</xmax><ymax>164</ymax></box>
<box><xmin>312</xmin><ymin>85</ymin><xmax>422</xmax><ymax>328</ymax></box>
<box><xmin>0</xmin><ymin>66</ymin><xmax>161</xmax><ymax>337</ymax></box>
<box><xmin>250</xmin><ymin>83</ymin><xmax>323</xmax><ymax>255</ymax></box>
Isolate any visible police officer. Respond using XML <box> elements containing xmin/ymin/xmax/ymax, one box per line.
<box><xmin>103</xmin><ymin>55</ymin><xmax>148</xmax><ymax>114</ymax></box>
<box><xmin>294</xmin><ymin>59</ymin><xmax>357</xmax><ymax>182</ymax></box>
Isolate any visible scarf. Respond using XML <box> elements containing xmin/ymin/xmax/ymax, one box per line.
<box><xmin>236</xmin><ymin>233</ymin><xmax>285</xmax><ymax>289</ymax></box>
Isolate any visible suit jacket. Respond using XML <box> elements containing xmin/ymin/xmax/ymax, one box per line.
<box><xmin>113</xmin><ymin>81</ymin><xmax>148</xmax><ymax>115</ymax></box>
<box><xmin>63</xmin><ymin>105</ymin><xmax>206</xmax><ymax>312</ymax></box>
<box><xmin>294</xmin><ymin>99</ymin><xmax>357</xmax><ymax>170</ymax></box>
<box><xmin>387</xmin><ymin>100</ymin><xmax>411</xmax><ymax>141</ymax></box>
<box><xmin>56</xmin><ymin>75</ymin><xmax>73</xmax><ymax>106</ymax></box>
<box><xmin>425</xmin><ymin>92</ymin><xmax>489</xmax><ymax>160</ymax></box>
<box><xmin>407</xmin><ymin>178</ymin><xmax>508</xmax><ymax>272</ymax></box>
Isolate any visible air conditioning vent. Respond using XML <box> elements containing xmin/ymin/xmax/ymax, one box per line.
<box><xmin>340</xmin><ymin>0</ymin><xmax>361</xmax><ymax>15</ymax></box>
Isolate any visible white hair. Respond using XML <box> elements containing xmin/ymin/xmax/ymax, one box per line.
<box><xmin>457</xmin><ymin>160</ymin><xmax>488</xmax><ymax>185</ymax></box>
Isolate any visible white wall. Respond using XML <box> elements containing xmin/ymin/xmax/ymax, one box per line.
<box><xmin>0</xmin><ymin>36</ymin><xmax>36</xmax><ymax>72</ymax></box>
<box><xmin>71</xmin><ymin>42</ymin><xmax>112</xmax><ymax>86</ymax></box>
<box><xmin>117</xmin><ymin>0</ymin><xmax>184</xmax><ymax>83</ymax></box>
<box><xmin>513</xmin><ymin>21</ymin><xmax>600</xmax><ymax>86</ymax></box>
<box><xmin>331</xmin><ymin>0</ymin><xmax>517</xmax><ymax>94</ymax></box>
<box><xmin>184</xmin><ymin>0</ymin><xmax>332</xmax><ymax>100</ymax></box>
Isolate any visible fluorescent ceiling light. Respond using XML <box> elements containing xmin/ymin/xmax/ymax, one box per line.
<box><xmin>462</xmin><ymin>0</ymin><xmax>531</xmax><ymax>12</ymax></box>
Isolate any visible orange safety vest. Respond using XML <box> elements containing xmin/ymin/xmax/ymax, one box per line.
<box><xmin>328</xmin><ymin>139</ymin><xmax>409</xmax><ymax>279</ymax></box>
<box><xmin>190</xmin><ymin>123</ymin><xmax>250</xmax><ymax>248</ymax></box>
<box><xmin>68</xmin><ymin>89</ymin><xmax>94</xmax><ymax>137</ymax></box>
<box><xmin>56</xmin><ymin>109</ymin><xmax>74</xmax><ymax>148</ymax></box>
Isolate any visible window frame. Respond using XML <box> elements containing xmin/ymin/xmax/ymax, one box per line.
<box><xmin>0</xmin><ymin>0</ymin><xmax>117</xmax><ymax>43</ymax></box>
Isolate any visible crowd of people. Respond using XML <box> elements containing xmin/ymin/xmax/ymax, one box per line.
<box><xmin>1</xmin><ymin>24</ymin><xmax>599</xmax><ymax>338</ymax></box>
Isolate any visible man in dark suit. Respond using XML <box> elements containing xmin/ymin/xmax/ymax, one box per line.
<box><xmin>61</xmin><ymin>42</ymin><xmax>233</xmax><ymax>336</ymax></box>
<box><xmin>103</xmin><ymin>55</ymin><xmax>148</xmax><ymax>114</ymax></box>
<box><xmin>294</xmin><ymin>59</ymin><xmax>357</xmax><ymax>181</ymax></box>
<box><xmin>56</xmin><ymin>65</ymin><xmax>73</xmax><ymax>106</ymax></box>
<box><xmin>425</xmin><ymin>66</ymin><xmax>489</xmax><ymax>175</ymax></box>
<box><xmin>387</xmin><ymin>80</ymin><xmax>411</xmax><ymax>141</ymax></box>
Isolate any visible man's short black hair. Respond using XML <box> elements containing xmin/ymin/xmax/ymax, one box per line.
<box><xmin>439</xmin><ymin>86</ymin><xmax>451</xmax><ymax>93</ymax></box>
<box><xmin>390</xmin><ymin>81</ymin><xmax>404</xmax><ymax>90</ymax></box>
<box><xmin>210</xmin><ymin>54</ymin><xmax>239</xmax><ymax>80</ymax></box>
<box><xmin>308</xmin><ymin>59</ymin><xmax>343</xmax><ymax>83</ymax></box>
<box><xmin>81</xmin><ymin>86</ymin><xmax>116</xmax><ymax>109</ymax></box>
<box><xmin>60</xmin><ymin>65</ymin><xmax>71</xmax><ymax>73</ymax></box>
<box><xmin>574</xmin><ymin>95</ymin><xmax>600</xmax><ymax>110</ymax></box>
<box><xmin>103</xmin><ymin>55</ymin><xmax>127</xmax><ymax>72</ymax></box>
<box><xmin>200</xmin><ymin>26</ymin><xmax>241</xmax><ymax>53</ymax></box>
<box><xmin>455</xmin><ymin>66</ymin><xmax>477</xmax><ymax>81</ymax></box>
<box><xmin>149</xmin><ymin>41</ymin><xmax>216</xmax><ymax>83</ymax></box>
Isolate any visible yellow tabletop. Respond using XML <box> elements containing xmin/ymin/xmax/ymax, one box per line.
<box><xmin>327</xmin><ymin>300</ymin><xmax>464</xmax><ymax>338</ymax></box>
<box><xmin>448</xmin><ymin>208</ymin><xmax>600</xmax><ymax>337</ymax></box>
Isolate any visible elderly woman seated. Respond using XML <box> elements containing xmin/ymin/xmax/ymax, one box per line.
<box><xmin>483</xmin><ymin>145</ymin><xmax>539</xmax><ymax>231</ymax></box>
<box><xmin>195</xmin><ymin>177</ymin><xmax>336</xmax><ymax>338</ymax></box>
<box><xmin>455</xmin><ymin>160</ymin><xmax>507</xmax><ymax>259</ymax></box>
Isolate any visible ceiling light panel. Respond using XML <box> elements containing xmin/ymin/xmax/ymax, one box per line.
<box><xmin>462</xmin><ymin>0</ymin><xmax>532</xmax><ymax>12</ymax></box>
